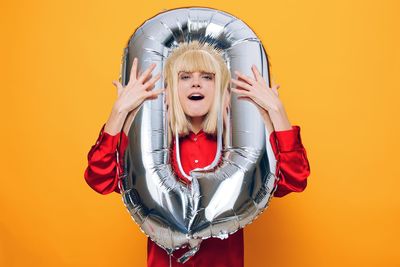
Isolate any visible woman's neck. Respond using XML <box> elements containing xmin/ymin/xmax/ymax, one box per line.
<box><xmin>190</xmin><ymin>116</ymin><xmax>205</xmax><ymax>134</ymax></box>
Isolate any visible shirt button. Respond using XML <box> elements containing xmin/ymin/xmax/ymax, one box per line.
<box><xmin>194</xmin><ymin>159</ymin><xmax>199</xmax><ymax>163</ymax></box>
<box><xmin>194</xmin><ymin>137</ymin><xmax>197</xmax><ymax>141</ymax></box>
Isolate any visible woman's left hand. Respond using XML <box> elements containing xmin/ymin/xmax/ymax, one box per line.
<box><xmin>231</xmin><ymin>65</ymin><xmax>282</xmax><ymax>115</ymax></box>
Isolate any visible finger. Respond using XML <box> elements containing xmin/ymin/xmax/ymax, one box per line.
<box><xmin>112</xmin><ymin>80</ymin><xmax>123</xmax><ymax>89</ymax></box>
<box><xmin>251</xmin><ymin>65</ymin><xmax>268</xmax><ymax>87</ymax></box>
<box><xmin>231</xmin><ymin>79</ymin><xmax>253</xmax><ymax>91</ymax></box>
<box><xmin>237</xmin><ymin>96</ymin><xmax>253</xmax><ymax>103</ymax></box>
<box><xmin>146</xmin><ymin>88</ymin><xmax>165</xmax><ymax>99</ymax></box>
<box><xmin>251</xmin><ymin>65</ymin><xmax>264</xmax><ymax>82</ymax></box>
<box><xmin>112</xmin><ymin>80</ymin><xmax>124</xmax><ymax>95</ymax></box>
<box><xmin>237</xmin><ymin>96</ymin><xmax>265</xmax><ymax>113</ymax></box>
<box><xmin>237</xmin><ymin>96</ymin><xmax>260</xmax><ymax>109</ymax></box>
<box><xmin>142</xmin><ymin>73</ymin><xmax>153</xmax><ymax>88</ymax></box>
<box><xmin>271</xmin><ymin>83</ymin><xmax>280</xmax><ymax>96</ymax></box>
<box><xmin>128</xmin><ymin>57</ymin><xmax>138</xmax><ymax>84</ymax></box>
<box><xmin>234</xmin><ymin>70</ymin><xmax>256</xmax><ymax>85</ymax></box>
<box><xmin>231</xmin><ymin>87</ymin><xmax>252</xmax><ymax>97</ymax></box>
<box><xmin>138</xmin><ymin>63</ymin><xmax>156</xmax><ymax>83</ymax></box>
<box><xmin>271</xmin><ymin>80</ymin><xmax>279</xmax><ymax>89</ymax></box>
<box><xmin>143</xmin><ymin>72</ymin><xmax>152</xmax><ymax>82</ymax></box>
<box><xmin>143</xmin><ymin>73</ymin><xmax>161</xmax><ymax>90</ymax></box>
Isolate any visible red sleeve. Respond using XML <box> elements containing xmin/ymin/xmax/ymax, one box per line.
<box><xmin>269</xmin><ymin>125</ymin><xmax>311</xmax><ymax>198</ymax></box>
<box><xmin>84</xmin><ymin>124</ymin><xmax>129</xmax><ymax>195</ymax></box>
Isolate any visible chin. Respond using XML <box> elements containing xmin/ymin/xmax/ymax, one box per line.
<box><xmin>186</xmin><ymin>111</ymin><xmax>208</xmax><ymax>118</ymax></box>
<box><xmin>183</xmin><ymin>105</ymin><xmax>210</xmax><ymax>118</ymax></box>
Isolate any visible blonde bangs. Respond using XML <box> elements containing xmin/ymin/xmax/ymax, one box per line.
<box><xmin>173</xmin><ymin>49</ymin><xmax>218</xmax><ymax>75</ymax></box>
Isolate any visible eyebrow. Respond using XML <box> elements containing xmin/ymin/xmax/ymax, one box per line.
<box><xmin>179</xmin><ymin>71</ymin><xmax>214</xmax><ymax>75</ymax></box>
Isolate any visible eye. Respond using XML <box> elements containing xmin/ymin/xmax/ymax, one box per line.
<box><xmin>202</xmin><ymin>75</ymin><xmax>213</xmax><ymax>80</ymax></box>
<box><xmin>180</xmin><ymin>75</ymin><xmax>190</xmax><ymax>80</ymax></box>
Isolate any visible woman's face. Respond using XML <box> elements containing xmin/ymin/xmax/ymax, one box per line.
<box><xmin>177</xmin><ymin>71</ymin><xmax>216</xmax><ymax>119</ymax></box>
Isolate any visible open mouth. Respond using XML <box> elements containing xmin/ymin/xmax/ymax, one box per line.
<box><xmin>188</xmin><ymin>93</ymin><xmax>205</xmax><ymax>101</ymax></box>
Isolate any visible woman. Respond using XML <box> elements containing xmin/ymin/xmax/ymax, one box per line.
<box><xmin>84</xmin><ymin>41</ymin><xmax>310</xmax><ymax>266</ymax></box>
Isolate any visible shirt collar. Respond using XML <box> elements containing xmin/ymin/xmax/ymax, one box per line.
<box><xmin>188</xmin><ymin>129</ymin><xmax>206</xmax><ymax>141</ymax></box>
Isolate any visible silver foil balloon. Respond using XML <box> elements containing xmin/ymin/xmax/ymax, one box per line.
<box><xmin>117</xmin><ymin>7</ymin><xmax>279</xmax><ymax>263</ymax></box>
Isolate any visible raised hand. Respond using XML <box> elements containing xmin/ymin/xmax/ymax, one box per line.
<box><xmin>112</xmin><ymin>57</ymin><xmax>165</xmax><ymax>114</ymax></box>
<box><xmin>231</xmin><ymin>65</ymin><xmax>281</xmax><ymax>114</ymax></box>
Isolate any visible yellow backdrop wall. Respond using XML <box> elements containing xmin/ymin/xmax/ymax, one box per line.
<box><xmin>1</xmin><ymin>0</ymin><xmax>399</xmax><ymax>266</ymax></box>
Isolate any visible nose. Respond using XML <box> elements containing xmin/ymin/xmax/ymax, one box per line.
<box><xmin>191</xmin><ymin>73</ymin><xmax>201</xmax><ymax>88</ymax></box>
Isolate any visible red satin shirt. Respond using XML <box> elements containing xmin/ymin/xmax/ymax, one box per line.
<box><xmin>84</xmin><ymin>124</ymin><xmax>311</xmax><ymax>267</ymax></box>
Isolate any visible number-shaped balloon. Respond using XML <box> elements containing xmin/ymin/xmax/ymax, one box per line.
<box><xmin>118</xmin><ymin>7</ymin><xmax>278</xmax><ymax>263</ymax></box>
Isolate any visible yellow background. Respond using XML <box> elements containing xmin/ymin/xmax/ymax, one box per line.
<box><xmin>1</xmin><ymin>0</ymin><xmax>399</xmax><ymax>266</ymax></box>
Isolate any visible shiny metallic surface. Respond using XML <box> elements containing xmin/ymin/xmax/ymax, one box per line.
<box><xmin>118</xmin><ymin>7</ymin><xmax>278</xmax><ymax>261</ymax></box>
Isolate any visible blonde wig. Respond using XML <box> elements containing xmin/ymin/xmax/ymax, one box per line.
<box><xmin>163</xmin><ymin>41</ymin><xmax>231</xmax><ymax>140</ymax></box>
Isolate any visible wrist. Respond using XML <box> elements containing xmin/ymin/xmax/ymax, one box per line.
<box><xmin>104</xmin><ymin>105</ymin><xmax>129</xmax><ymax>136</ymax></box>
<box><xmin>268</xmin><ymin>105</ymin><xmax>292</xmax><ymax>131</ymax></box>
<box><xmin>112</xmin><ymin>104</ymin><xmax>129</xmax><ymax>116</ymax></box>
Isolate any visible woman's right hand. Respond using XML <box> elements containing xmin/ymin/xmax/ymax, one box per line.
<box><xmin>112</xmin><ymin>57</ymin><xmax>164</xmax><ymax>113</ymax></box>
